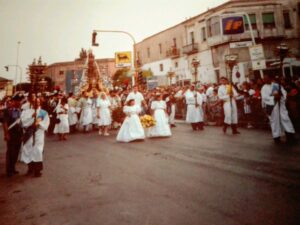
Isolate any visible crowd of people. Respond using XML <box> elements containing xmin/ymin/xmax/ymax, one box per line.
<box><xmin>1</xmin><ymin>74</ymin><xmax>299</xmax><ymax>178</ymax></box>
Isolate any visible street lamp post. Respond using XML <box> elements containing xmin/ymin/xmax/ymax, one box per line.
<box><xmin>15</xmin><ymin>41</ymin><xmax>21</xmax><ymax>90</ymax></box>
<box><xmin>191</xmin><ymin>58</ymin><xmax>200</xmax><ymax>84</ymax></box>
<box><xmin>167</xmin><ymin>69</ymin><xmax>175</xmax><ymax>86</ymax></box>
<box><xmin>92</xmin><ymin>29</ymin><xmax>138</xmax><ymax>86</ymax></box>
<box><xmin>276</xmin><ymin>43</ymin><xmax>289</xmax><ymax>78</ymax></box>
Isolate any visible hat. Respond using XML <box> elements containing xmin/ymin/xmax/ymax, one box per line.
<box><xmin>12</xmin><ymin>94</ymin><xmax>23</xmax><ymax>101</ymax></box>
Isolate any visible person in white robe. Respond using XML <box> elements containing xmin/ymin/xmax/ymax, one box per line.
<box><xmin>67</xmin><ymin>93</ymin><xmax>78</xmax><ymax>133</ymax></box>
<box><xmin>78</xmin><ymin>92</ymin><xmax>93</xmax><ymax>132</ymax></box>
<box><xmin>218</xmin><ymin>77</ymin><xmax>240</xmax><ymax>134</ymax></box>
<box><xmin>198</xmin><ymin>86</ymin><xmax>207</xmax><ymax>125</ymax></box>
<box><xmin>53</xmin><ymin>97</ymin><xmax>69</xmax><ymax>140</ymax></box>
<box><xmin>261</xmin><ymin>74</ymin><xmax>296</xmax><ymax>144</ymax></box>
<box><xmin>92</xmin><ymin>92</ymin><xmax>100</xmax><ymax>129</ymax></box>
<box><xmin>148</xmin><ymin>94</ymin><xmax>172</xmax><ymax>137</ymax></box>
<box><xmin>184</xmin><ymin>85</ymin><xmax>204</xmax><ymax>130</ymax></box>
<box><xmin>166</xmin><ymin>93</ymin><xmax>176</xmax><ymax>128</ymax></box>
<box><xmin>21</xmin><ymin>97</ymin><xmax>49</xmax><ymax>177</ymax></box>
<box><xmin>97</xmin><ymin>92</ymin><xmax>112</xmax><ymax>136</ymax></box>
<box><xmin>116</xmin><ymin>99</ymin><xmax>145</xmax><ymax>142</ymax></box>
<box><xmin>125</xmin><ymin>85</ymin><xmax>146</xmax><ymax>108</ymax></box>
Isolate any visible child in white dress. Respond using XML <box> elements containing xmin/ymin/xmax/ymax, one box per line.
<box><xmin>116</xmin><ymin>99</ymin><xmax>145</xmax><ymax>142</ymax></box>
<box><xmin>97</xmin><ymin>92</ymin><xmax>112</xmax><ymax>136</ymax></box>
<box><xmin>54</xmin><ymin>97</ymin><xmax>70</xmax><ymax>141</ymax></box>
<box><xmin>148</xmin><ymin>94</ymin><xmax>172</xmax><ymax>138</ymax></box>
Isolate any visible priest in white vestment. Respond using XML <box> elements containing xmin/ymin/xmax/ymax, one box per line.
<box><xmin>261</xmin><ymin>74</ymin><xmax>296</xmax><ymax>144</ymax></box>
<box><xmin>21</xmin><ymin>98</ymin><xmax>49</xmax><ymax>177</ymax></box>
<box><xmin>218</xmin><ymin>77</ymin><xmax>240</xmax><ymax>134</ymax></box>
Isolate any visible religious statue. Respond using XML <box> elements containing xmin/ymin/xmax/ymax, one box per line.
<box><xmin>79</xmin><ymin>49</ymin><xmax>105</xmax><ymax>96</ymax></box>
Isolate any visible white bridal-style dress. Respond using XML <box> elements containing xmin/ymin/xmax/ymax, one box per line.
<box><xmin>79</xmin><ymin>98</ymin><xmax>93</xmax><ymax>126</ymax></box>
<box><xmin>116</xmin><ymin>105</ymin><xmax>145</xmax><ymax>142</ymax></box>
<box><xmin>54</xmin><ymin>103</ymin><xmax>70</xmax><ymax>134</ymax></box>
<box><xmin>148</xmin><ymin>100</ymin><xmax>172</xmax><ymax>138</ymax></box>
<box><xmin>97</xmin><ymin>99</ymin><xmax>112</xmax><ymax>126</ymax></box>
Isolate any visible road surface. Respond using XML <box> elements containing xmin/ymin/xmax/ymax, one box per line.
<box><xmin>0</xmin><ymin>124</ymin><xmax>300</xmax><ymax>225</ymax></box>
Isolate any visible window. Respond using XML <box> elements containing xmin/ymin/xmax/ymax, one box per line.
<box><xmin>173</xmin><ymin>38</ymin><xmax>177</xmax><ymax>47</ymax></box>
<box><xmin>207</xmin><ymin>16</ymin><xmax>220</xmax><ymax>37</ymax></box>
<box><xmin>201</xmin><ymin>27</ymin><xmax>206</xmax><ymax>42</ymax></box>
<box><xmin>244</xmin><ymin>14</ymin><xmax>257</xmax><ymax>30</ymax></box>
<box><xmin>59</xmin><ymin>70</ymin><xmax>64</xmax><ymax>75</ymax></box>
<box><xmin>283</xmin><ymin>11</ymin><xmax>292</xmax><ymax>29</ymax></box>
<box><xmin>175</xmin><ymin>62</ymin><xmax>178</xmax><ymax>68</ymax></box>
<box><xmin>159</xmin><ymin>64</ymin><xmax>164</xmax><ymax>72</ymax></box>
<box><xmin>262</xmin><ymin>12</ymin><xmax>275</xmax><ymax>29</ymax></box>
<box><xmin>190</xmin><ymin>32</ymin><xmax>195</xmax><ymax>44</ymax></box>
<box><xmin>211</xmin><ymin>21</ymin><xmax>221</xmax><ymax>36</ymax></box>
<box><xmin>147</xmin><ymin>47</ymin><xmax>150</xmax><ymax>58</ymax></box>
<box><xmin>159</xmin><ymin>43</ymin><xmax>162</xmax><ymax>54</ymax></box>
<box><xmin>207</xmin><ymin>19</ymin><xmax>212</xmax><ymax>37</ymax></box>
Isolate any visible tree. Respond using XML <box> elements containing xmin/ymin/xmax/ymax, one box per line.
<box><xmin>112</xmin><ymin>68</ymin><xmax>131</xmax><ymax>88</ymax></box>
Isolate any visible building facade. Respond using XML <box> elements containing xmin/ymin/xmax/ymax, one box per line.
<box><xmin>45</xmin><ymin>56</ymin><xmax>117</xmax><ymax>93</ymax></box>
<box><xmin>136</xmin><ymin>0</ymin><xmax>300</xmax><ymax>86</ymax></box>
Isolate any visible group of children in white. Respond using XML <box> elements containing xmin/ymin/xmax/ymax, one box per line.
<box><xmin>53</xmin><ymin>86</ymin><xmax>172</xmax><ymax>143</ymax></box>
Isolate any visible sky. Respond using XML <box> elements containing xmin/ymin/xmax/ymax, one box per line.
<box><xmin>0</xmin><ymin>0</ymin><xmax>227</xmax><ymax>83</ymax></box>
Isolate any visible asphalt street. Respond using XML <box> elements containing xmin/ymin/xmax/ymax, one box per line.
<box><xmin>0</xmin><ymin>124</ymin><xmax>300</xmax><ymax>225</ymax></box>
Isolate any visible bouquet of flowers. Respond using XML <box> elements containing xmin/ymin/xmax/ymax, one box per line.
<box><xmin>140</xmin><ymin>114</ymin><xmax>156</xmax><ymax>128</ymax></box>
<box><xmin>112</xmin><ymin>107</ymin><xmax>125</xmax><ymax>123</ymax></box>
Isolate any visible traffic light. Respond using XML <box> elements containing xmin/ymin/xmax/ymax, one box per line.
<box><xmin>4</xmin><ymin>66</ymin><xmax>8</xmax><ymax>71</ymax></box>
<box><xmin>92</xmin><ymin>31</ymin><xmax>99</xmax><ymax>47</ymax></box>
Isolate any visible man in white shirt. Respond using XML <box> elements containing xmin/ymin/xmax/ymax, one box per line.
<box><xmin>126</xmin><ymin>86</ymin><xmax>146</xmax><ymax>109</ymax></box>
<box><xmin>184</xmin><ymin>85</ymin><xmax>203</xmax><ymax>130</ymax></box>
<box><xmin>218</xmin><ymin>77</ymin><xmax>240</xmax><ymax>134</ymax></box>
<box><xmin>261</xmin><ymin>74</ymin><xmax>296</xmax><ymax>144</ymax></box>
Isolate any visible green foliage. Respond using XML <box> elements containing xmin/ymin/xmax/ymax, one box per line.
<box><xmin>142</xmin><ymin>69</ymin><xmax>153</xmax><ymax>78</ymax></box>
<box><xmin>112</xmin><ymin>68</ymin><xmax>131</xmax><ymax>86</ymax></box>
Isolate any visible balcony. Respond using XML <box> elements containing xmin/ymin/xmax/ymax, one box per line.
<box><xmin>166</xmin><ymin>47</ymin><xmax>180</xmax><ymax>59</ymax></box>
<box><xmin>182</xmin><ymin>43</ymin><xmax>198</xmax><ymax>55</ymax></box>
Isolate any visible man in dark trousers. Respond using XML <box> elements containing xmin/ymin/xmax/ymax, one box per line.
<box><xmin>2</xmin><ymin>94</ymin><xmax>23</xmax><ymax>177</ymax></box>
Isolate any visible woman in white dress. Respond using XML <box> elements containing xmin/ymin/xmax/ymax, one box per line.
<box><xmin>54</xmin><ymin>97</ymin><xmax>70</xmax><ymax>141</ymax></box>
<box><xmin>148</xmin><ymin>94</ymin><xmax>172</xmax><ymax>138</ymax></box>
<box><xmin>67</xmin><ymin>93</ymin><xmax>78</xmax><ymax>133</ymax></box>
<box><xmin>116</xmin><ymin>99</ymin><xmax>145</xmax><ymax>142</ymax></box>
<box><xmin>92</xmin><ymin>92</ymin><xmax>100</xmax><ymax>129</ymax></box>
<box><xmin>97</xmin><ymin>92</ymin><xmax>112</xmax><ymax>136</ymax></box>
<box><xmin>78</xmin><ymin>92</ymin><xmax>93</xmax><ymax>132</ymax></box>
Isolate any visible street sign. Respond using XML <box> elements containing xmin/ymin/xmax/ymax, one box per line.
<box><xmin>222</xmin><ymin>16</ymin><xmax>244</xmax><ymax>35</ymax></box>
<box><xmin>230</xmin><ymin>41</ymin><xmax>253</xmax><ymax>49</ymax></box>
<box><xmin>249</xmin><ymin>44</ymin><xmax>266</xmax><ymax>70</ymax></box>
<box><xmin>252</xmin><ymin>60</ymin><xmax>266</xmax><ymax>70</ymax></box>
<box><xmin>115</xmin><ymin>51</ymin><xmax>132</xmax><ymax>68</ymax></box>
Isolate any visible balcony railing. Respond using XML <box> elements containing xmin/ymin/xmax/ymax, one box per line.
<box><xmin>166</xmin><ymin>47</ymin><xmax>180</xmax><ymax>59</ymax></box>
<box><xmin>182</xmin><ymin>43</ymin><xmax>199</xmax><ymax>55</ymax></box>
